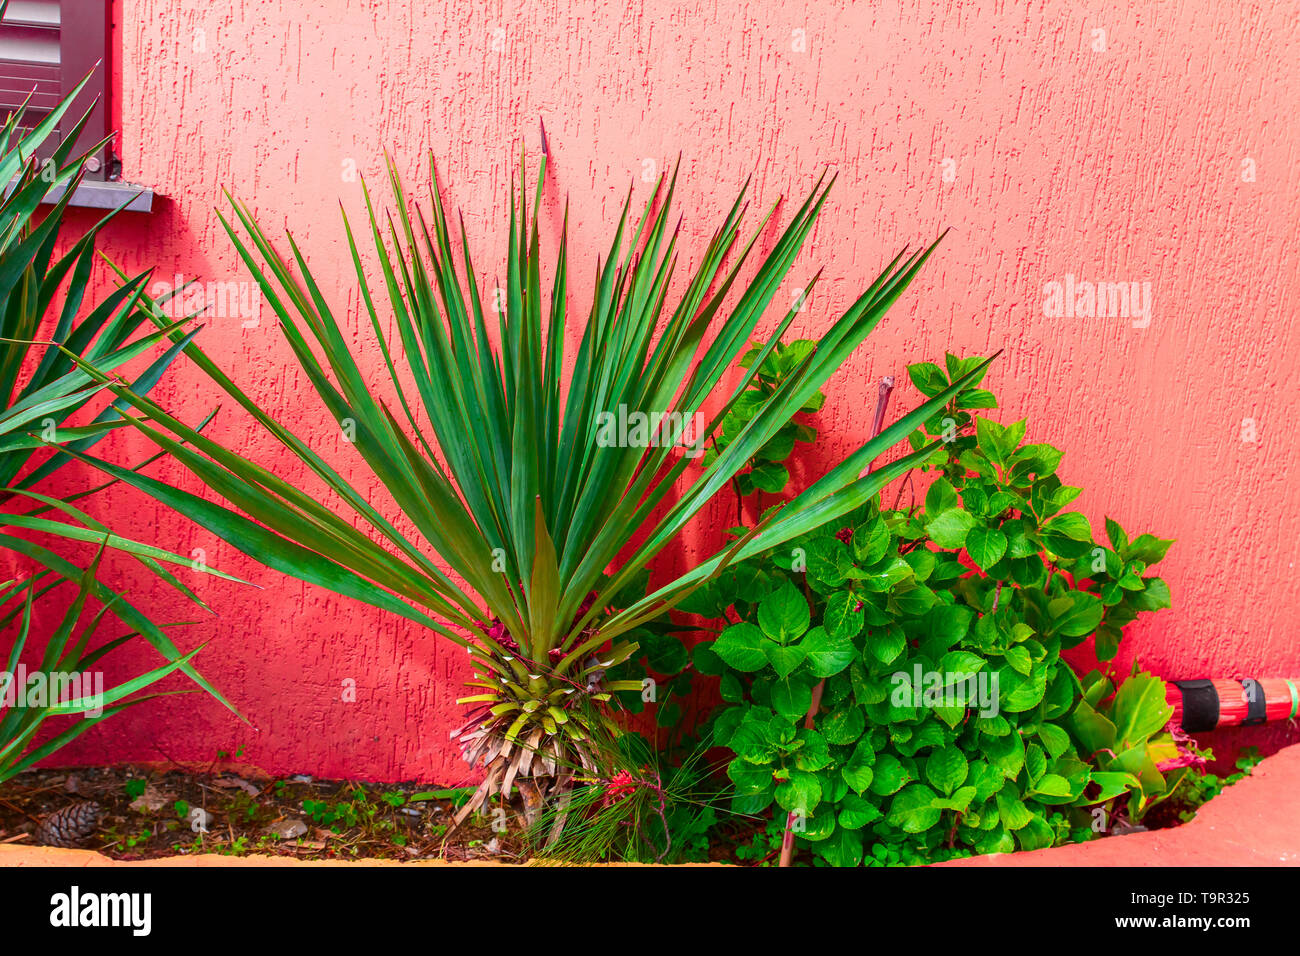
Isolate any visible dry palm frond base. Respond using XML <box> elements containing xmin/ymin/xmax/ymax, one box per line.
<box><xmin>449</xmin><ymin>686</ymin><xmax>620</xmax><ymax>844</ymax></box>
<box><xmin>448</xmin><ymin>596</ymin><xmax>631</xmax><ymax>841</ymax></box>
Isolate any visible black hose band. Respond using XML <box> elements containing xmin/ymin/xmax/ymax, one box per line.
<box><xmin>1173</xmin><ymin>679</ymin><xmax>1219</xmax><ymax>732</ymax></box>
<box><xmin>1241</xmin><ymin>678</ymin><xmax>1267</xmax><ymax>726</ymax></box>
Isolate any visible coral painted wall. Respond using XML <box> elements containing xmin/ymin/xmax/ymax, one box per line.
<box><xmin>23</xmin><ymin>0</ymin><xmax>1300</xmax><ymax>781</ymax></box>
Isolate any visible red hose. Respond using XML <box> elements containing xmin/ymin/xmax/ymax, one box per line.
<box><xmin>1167</xmin><ymin>678</ymin><xmax>1300</xmax><ymax>732</ymax></box>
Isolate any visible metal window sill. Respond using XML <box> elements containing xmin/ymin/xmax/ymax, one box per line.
<box><xmin>27</xmin><ymin>179</ymin><xmax>156</xmax><ymax>213</ymax></box>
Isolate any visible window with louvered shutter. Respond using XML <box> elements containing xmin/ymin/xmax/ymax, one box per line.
<box><xmin>0</xmin><ymin>0</ymin><xmax>111</xmax><ymax>181</ymax></box>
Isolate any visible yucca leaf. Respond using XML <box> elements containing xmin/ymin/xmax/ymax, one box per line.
<box><xmin>0</xmin><ymin>532</ymin><xmax>238</xmax><ymax>717</ymax></box>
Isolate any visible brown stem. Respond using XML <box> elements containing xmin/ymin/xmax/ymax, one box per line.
<box><xmin>778</xmin><ymin>375</ymin><xmax>894</xmax><ymax>868</ymax></box>
<box><xmin>651</xmin><ymin>771</ymin><xmax>672</xmax><ymax>862</ymax></box>
<box><xmin>890</xmin><ymin>471</ymin><xmax>915</xmax><ymax>512</ymax></box>
<box><xmin>777</xmin><ymin>678</ymin><xmax>826</xmax><ymax>867</ymax></box>
<box><xmin>868</xmin><ymin>376</ymin><xmax>895</xmax><ymax>445</ymax></box>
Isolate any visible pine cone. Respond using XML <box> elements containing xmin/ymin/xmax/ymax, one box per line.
<box><xmin>35</xmin><ymin>800</ymin><xmax>102</xmax><ymax>847</ymax></box>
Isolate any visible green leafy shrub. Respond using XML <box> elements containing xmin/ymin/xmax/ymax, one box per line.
<box><xmin>683</xmin><ymin>355</ymin><xmax>1177</xmax><ymax>865</ymax></box>
<box><xmin>904</xmin><ymin>354</ymin><xmax>1174</xmax><ymax>662</ymax></box>
<box><xmin>1067</xmin><ymin>667</ymin><xmax>1190</xmax><ymax>827</ymax></box>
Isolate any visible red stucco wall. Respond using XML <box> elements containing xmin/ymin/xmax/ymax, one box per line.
<box><xmin>15</xmin><ymin>0</ymin><xmax>1298</xmax><ymax>782</ymax></box>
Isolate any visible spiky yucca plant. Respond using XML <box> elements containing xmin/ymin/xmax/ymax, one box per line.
<box><xmin>70</xmin><ymin>152</ymin><xmax>991</xmax><ymax>817</ymax></box>
<box><xmin>0</xmin><ymin>61</ymin><xmax>240</xmax><ymax>750</ymax></box>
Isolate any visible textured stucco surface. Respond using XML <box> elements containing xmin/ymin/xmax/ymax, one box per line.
<box><xmin>12</xmin><ymin>0</ymin><xmax>1298</xmax><ymax>782</ymax></box>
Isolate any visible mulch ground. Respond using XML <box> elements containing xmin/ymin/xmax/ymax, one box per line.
<box><xmin>0</xmin><ymin>763</ymin><xmax>521</xmax><ymax>863</ymax></box>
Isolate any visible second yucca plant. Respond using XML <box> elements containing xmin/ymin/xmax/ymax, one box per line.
<box><xmin>72</xmin><ymin>151</ymin><xmax>991</xmax><ymax>819</ymax></box>
<box><xmin>0</xmin><ymin>54</ymin><xmax>239</xmax><ymax>777</ymax></box>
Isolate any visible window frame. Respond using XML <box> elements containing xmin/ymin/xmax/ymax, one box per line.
<box><xmin>0</xmin><ymin>0</ymin><xmax>114</xmax><ymax>181</ymax></box>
